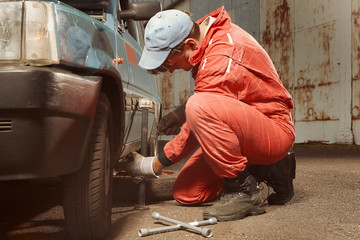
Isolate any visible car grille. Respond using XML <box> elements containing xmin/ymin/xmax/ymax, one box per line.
<box><xmin>0</xmin><ymin>120</ymin><xmax>12</xmax><ymax>132</ymax></box>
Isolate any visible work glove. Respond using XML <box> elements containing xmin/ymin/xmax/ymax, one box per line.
<box><xmin>158</xmin><ymin>103</ymin><xmax>186</xmax><ymax>135</ymax></box>
<box><xmin>127</xmin><ymin>152</ymin><xmax>159</xmax><ymax>183</ymax></box>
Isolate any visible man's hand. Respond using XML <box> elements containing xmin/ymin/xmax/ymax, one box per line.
<box><xmin>158</xmin><ymin>111</ymin><xmax>183</xmax><ymax>135</ymax></box>
<box><xmin>158</xmin><ymin>103</ymin><xmax>186</xmax><ymax>135</ymax></box>
<box><xmin>127</xmin><ymin>152</ymin><xmax>159</xmax><ymax>183</ymax></box>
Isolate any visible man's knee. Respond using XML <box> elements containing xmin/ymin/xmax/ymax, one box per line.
<box><xmin>172</xmin><ymin>176</ymin><xmax>209</xmax><ymax>205</ymax></box>
<box><xmin>172</xmin><ymin>177</ymin><xmax>224</xmax><ymax>205</ymax></box>
<box><xmin>172</xmin><ymin>189</ymin><xmax>208</xmax><ymax>206</ymax></box>
<box><xmin>172</xmin><ymin>182</ymin><xmax>202</xmax><ymax>205</ymax></box>
<box><xmin>173</xmin><ymin>191</ymin><xmax>194</xmax><ymax>205</ymax></box>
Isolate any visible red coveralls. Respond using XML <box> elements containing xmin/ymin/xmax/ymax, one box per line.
<box><xmin>159</xmin><ymin>7</ymin><xmax>295</xmax><ymax>205</ymax></box>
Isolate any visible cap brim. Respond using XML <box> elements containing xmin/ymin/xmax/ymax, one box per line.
<box><xmin>138</xmin><ymin>47</ymin><xmax>171</xmax><ymax>70</ymax></box>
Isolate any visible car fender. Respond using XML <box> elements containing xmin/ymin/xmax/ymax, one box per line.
<box><xmin>95</xmin><ymin>66</ymin><xmax>126</xmax><ymax>161</ymax></box>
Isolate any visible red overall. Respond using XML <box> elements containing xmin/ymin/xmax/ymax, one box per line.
<box><xmin>163</xmin><ymin>7</ymin><xmax>295</xmax><ymax>205</ymax></box>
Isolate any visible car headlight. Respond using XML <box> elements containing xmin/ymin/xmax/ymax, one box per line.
<box><xmin>24</xmin><ymin>1</ymin><xmax>59</xmax><ymax>65</ymax></box>
<box><xmin>0</xmin><ymin>1</ymin><xmax>59</xmax><ymax>65</ymax></box>
<box><xmin>0</xmin><ymin>2</ymin><xmax>22</xmax><ymax>61</ymax></box>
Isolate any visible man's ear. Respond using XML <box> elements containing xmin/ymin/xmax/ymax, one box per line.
<box><xmin>184</xmin><ymin>38</ymin><xmax>199</xmax><ymax>51</ymax></box>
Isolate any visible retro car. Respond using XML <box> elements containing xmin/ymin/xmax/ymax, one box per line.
<box><xmin>0</xmin><ymin>0</ymin><xmax>161</xmax><ymax>239</ymax></box>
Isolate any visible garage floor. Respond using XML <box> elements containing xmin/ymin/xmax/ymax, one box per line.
<box><xmin>1</xmin><ymin>145</ymin><xmax>359</xmax><ymax>240</ymax></box>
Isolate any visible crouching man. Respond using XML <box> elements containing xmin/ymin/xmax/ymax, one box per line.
<box><xmin>128</xmin><ymin>7</ymin><xmax>296</xmax><ymax>221</ymax></box>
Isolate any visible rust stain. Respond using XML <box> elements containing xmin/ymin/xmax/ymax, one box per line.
<box><xmin>313</xmin><ymin>4</ymin><xmax>325</xmax><ymax>16</ymax></box>
<box><xmin>296</xmin><ymin>82</ymin><xmax>335</xmax><ymax>121</ymax></box>
<box><xmin>296</xmin><ymin>85</ymin><xmax>314</xmax><ymax>105</ymax></box>
<box><xmin>353</xmin><ymin>75</ymin><xmax>360</xmax><ymax>82</ymax></box>
<box><xmin>352</xmin><ymin>6</ymin><xmax>360</xmax><ymax>63</ymax></box>
<box><xmin>262</xmin><ymin>24</ymin><xmax>272</xmax><ymax>46</ymax></box>
<box><xmin>319</xmin><ymin>24</ymin><xmax>333</xmax><ymax>86</ymax></box>
<box><xmin>261</xmin><ymin>0</ymin><xmax>292</xmax><ymax>90</ymax></box>
<box><xmin>353</xmin><ymin>84</ymin><xmax>360</xmax><ymax>120</ymax></box>
<box><xmin>178</xmin><ymin>89</ymin><xmax>190</xmax><ymax>105</ymax></box>
<box><xmin>274</xmin><ymin>0</ymin><xmax>291</xmax><ymax>41</ymax></box>
<box><xmin>352</xmin><ymin>5</ymin><xmax>360</xmax><ymax>120</ymax></box>
<box><xmin>160</xmin><ymin>72</ymin><xmax>174</xmax><ymax>114</ymax></box>
<box><xmin>296</xmin><ymin>70</ymin><xmax>314</xmax><ymax>88</ymax></box>
<box><xmin>353</xmin><ymin>106</ymin><xmax>360</xmax><ymax>119</ymax></box>
<box><xmin>295</xmin><ymin>82</ymin><xmax>331</xmax><ymax>121</ymax></box>
<box><xmin>296</xmin><ymin>90</ymin><xmax>317</xmax><ymax>121</ymax></box>
<box><xmin>318</xmin><ymin>81</ymin><xmax>333</xmax><ymax>87</ymax></box>
<box><xmin>296</xmin><ymin>22</ymin><xmax>335</xmax><ymax>121</ymax></box>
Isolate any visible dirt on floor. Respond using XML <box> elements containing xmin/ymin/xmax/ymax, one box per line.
<box><xmin>1</xmin><ymin>145</ymin><xmax>360</xmax><ymax>240</ymax></box>
<box><xmin>105</xmin><ymin>145</ymin><xmax>360</xmax><ymax>240</ymax></box>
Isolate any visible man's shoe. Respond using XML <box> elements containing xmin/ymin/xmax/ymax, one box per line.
<box><xmin>203</xmin><ymin>174</ymin><xmax>265</xmax><ymax>221</ymax></box>
<box><xmin>248</xmin><ymin>151</ymin><xmax>296</xmax><ymax>205</ymax></box>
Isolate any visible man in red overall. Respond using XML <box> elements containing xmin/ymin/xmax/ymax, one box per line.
<box><xmin>129</xmin><ymin>7</ymin><xmax>296</xmax><ymax>221</ymax></box>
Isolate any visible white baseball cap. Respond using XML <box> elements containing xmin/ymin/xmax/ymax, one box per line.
<box><xmin>138</xmin><ymin>9</ymin><xmax>193</xmax><ymax>70</ymax></box>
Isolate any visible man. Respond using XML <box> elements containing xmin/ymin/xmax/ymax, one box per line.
<box><xmin>129</xmin><ymin>7</ymin><xmax>296</xmax><ymax>221</ymax></box>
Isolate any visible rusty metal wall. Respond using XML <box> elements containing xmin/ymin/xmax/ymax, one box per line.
<box><xmin>154</xmin><ymin>0</ymin><xmax>359</xmax><ymax>144</ymax></box>
<box><xmin>294</xmin><ymin>0</ymin><xmax>344</xmax><ymax>143</ymax></box>
<box><xmin>260</xmin><ymin>0</ymin><xmax>294</xmax><ymax>98</ymax></box>
<box><xmin>154</xmin><ymin>0</ymin><xmax>191</xmax><ymax>123</ymax></box>
<box><xmin>261</xmin><ymin>0</ymin><xmax>357</xmax><ymax>144</ymax></box>
<box><xmin>156</xmin><ymin>70</ymin><xmax>191</xmax><ymax>116</ymax></box>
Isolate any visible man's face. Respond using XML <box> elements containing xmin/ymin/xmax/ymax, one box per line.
<box><xmin>163</xmin><ymin>51</ymin><xmax>193</xmax><ymax>73</ymax></box>
<box><xmin>162</xmin><ymin>38</ymin><xmax>198</xmax><ymax>73</ymax></box>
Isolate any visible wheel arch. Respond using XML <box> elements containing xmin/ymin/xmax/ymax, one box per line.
<box><xmin>96</xmin><ymin>68</ymin><xmax>125</xmax><ymax>160</ymax></box>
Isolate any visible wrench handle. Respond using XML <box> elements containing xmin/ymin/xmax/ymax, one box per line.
<box><xmin>152</xmin><ymin>212</ymin><xmax>213</xmax><ymax>238</ymax></box>
<box><xmin>139</xmin><ymin>217</ymin><xmax>217</xmax><ymax>237</ymax></box>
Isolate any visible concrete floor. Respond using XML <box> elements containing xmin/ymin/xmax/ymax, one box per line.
<box><xmin>1</xmin><ymin>145</ymin><xmax>360</xmax><ymax>240</ymax></box>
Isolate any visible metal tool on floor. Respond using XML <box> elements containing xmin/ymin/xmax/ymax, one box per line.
<box><xmin>138</xmin><ymin>212</ymin><xmax>217</xmax><ymax>238</ymax></box>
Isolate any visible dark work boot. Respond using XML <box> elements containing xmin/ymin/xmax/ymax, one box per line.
<box><xmin>248</xmin><ymin>151</ymin><xmax>296</xmax><ymax>205</ymax></box>
<box><xmin>203</xmin><ymin>169</ymin><xmax>265</xmax><ymax>221</ymax></box>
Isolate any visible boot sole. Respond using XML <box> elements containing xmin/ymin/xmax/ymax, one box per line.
<box><xmin>203</xmin><ymin>205</ymin><xmax>265</xmax><ymax>222</ymax></box>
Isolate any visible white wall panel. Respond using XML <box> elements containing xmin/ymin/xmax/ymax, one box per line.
<box><xmin>261</xmin><ymin>0</ymin><xmax>356</xmax><ymax>144</ymax></box>
<box><xmin>352</xmin><ymin>0</ymin><xmax>360</xmax><ymax>145</ymax></box>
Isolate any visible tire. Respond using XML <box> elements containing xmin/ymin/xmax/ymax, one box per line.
<box><xmin>113</xmin><ymin>170</ymin><xmax>177</xmax><ymax>203</ymax></box>
<box><xmin>62</xmin><ymin>93</ymin><xmax>113</xmax><ymax>240</ymax></box>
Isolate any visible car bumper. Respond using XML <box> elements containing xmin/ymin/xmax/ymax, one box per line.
<box><xmin>0</xmin><ymin>66</ymin><xmax>101</xmax><ymax>180</ymax></box>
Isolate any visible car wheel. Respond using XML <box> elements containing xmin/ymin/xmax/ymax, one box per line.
<box><xmin>62</xmin><ymin>92</ymin><xmax>113</xmax><ymax>240</ymax></box>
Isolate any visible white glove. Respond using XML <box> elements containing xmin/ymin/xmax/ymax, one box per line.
<box><xmin>127</xmin><ymin>152</ymin><xmax>159</xmax><ymax>182</ymax></box>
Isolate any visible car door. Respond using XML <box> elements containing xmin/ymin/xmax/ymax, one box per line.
<box><xmin>116</xmin><ymin>0</ymin><xmax>160</xmax><ymax>154</ymax></box>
